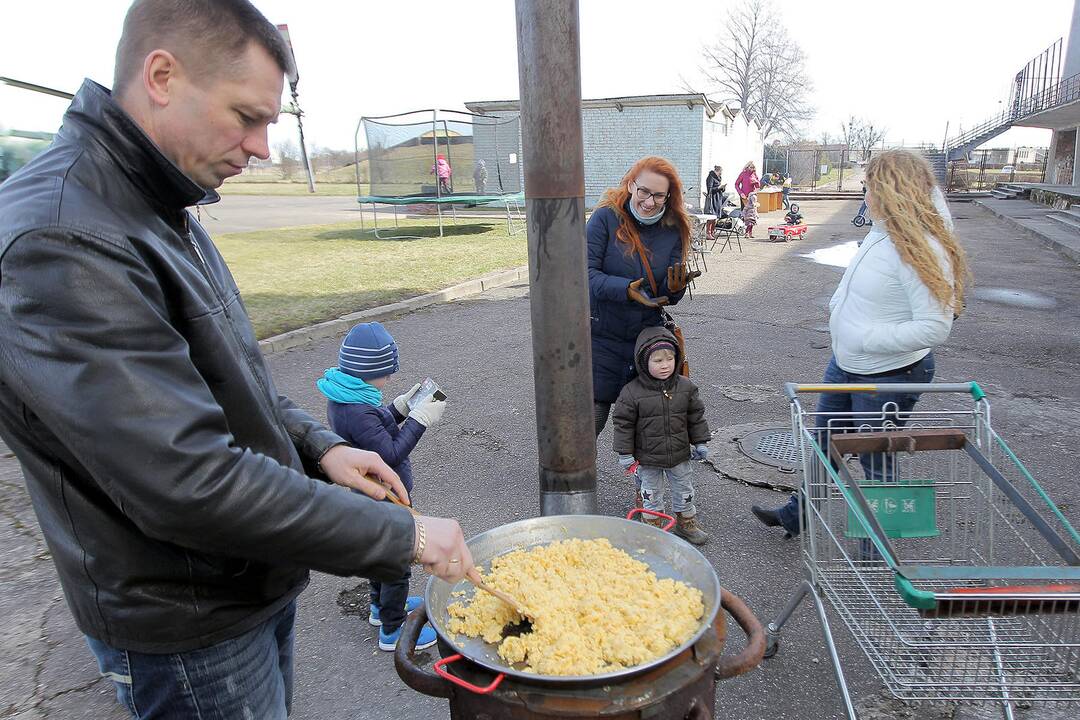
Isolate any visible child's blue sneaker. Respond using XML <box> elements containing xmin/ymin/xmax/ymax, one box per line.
<box><xmin>368</xmin><ymin>596</ymin><xmax>424</xmax><ymax>627</ymax></box>
<box><xmin>378</xmin><ymin>622</ymin><xmax>437</xmax><ymax>652</ymax></box>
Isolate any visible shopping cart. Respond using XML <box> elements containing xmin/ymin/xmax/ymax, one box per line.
<box><xmin>765</xmin><ymin>382</ymin><xmax>1080</xmax><ymax>720</ymax></box>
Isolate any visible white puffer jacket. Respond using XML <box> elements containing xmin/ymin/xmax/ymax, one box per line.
<box><xmin>829</xmin><ymin>189</ymin><xmax>956</xmax><ymax>374</ymax></box>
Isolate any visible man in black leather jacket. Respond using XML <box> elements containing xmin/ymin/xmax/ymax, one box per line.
<box><xmin>0</xmin><ymin>1</ymin><xmax>473</xmax><ymax>716</ymax></box>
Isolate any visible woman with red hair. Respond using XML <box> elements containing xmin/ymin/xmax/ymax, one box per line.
<box><xmin>587</xmin><ymin>157</ymin><xmax>698</xmax><ymax>497</ymax></box>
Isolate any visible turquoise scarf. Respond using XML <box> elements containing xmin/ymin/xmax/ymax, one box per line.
<box><xmin>316</xmin><ymin>368</ymin><xmax>383</xmax><ymax>406</ymax></box>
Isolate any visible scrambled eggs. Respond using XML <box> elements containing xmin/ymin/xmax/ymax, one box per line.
<box><xmin>446</xmin><ymin>538</ymin><xmax>704</xmax><ymax>676</ymax></box>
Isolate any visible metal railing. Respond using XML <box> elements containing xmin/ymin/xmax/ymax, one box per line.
<box><xmin>945</xmin><ymin>71</ymin><xmax>1080</xmax><ymax>158</ymax></box>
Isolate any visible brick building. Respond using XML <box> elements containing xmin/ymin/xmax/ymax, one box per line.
<box><xmin>465</xmin><ymin>93</ymin><xmax>763</xmax><ymax>209</ymax></box>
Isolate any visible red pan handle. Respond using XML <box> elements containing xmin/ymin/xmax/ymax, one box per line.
<box><xmin>433</xmin><ymin>654</ymin><xmax>506</xmax><ymax>694</ymax></box>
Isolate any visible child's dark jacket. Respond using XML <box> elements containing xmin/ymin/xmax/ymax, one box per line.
<box><xmin>612</xmin><ymin>326</ymin><xmax>710</xmax><ymax>468</ymax></box>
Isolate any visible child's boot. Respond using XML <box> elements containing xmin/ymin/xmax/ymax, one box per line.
<box><xmin>674</xmin><ymin>512</ymin><xmax>708</xmax><ymax>545</ymax></box>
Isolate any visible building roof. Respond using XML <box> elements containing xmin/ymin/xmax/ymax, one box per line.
<box><xmin>466</xmin><ymin>93</ymin><xmax>729</xmax><ymax>118</ymax></box>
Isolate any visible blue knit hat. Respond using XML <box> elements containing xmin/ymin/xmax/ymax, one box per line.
<box><xmin>338</xmin><ymin>322</ymin><xmax>399</xmax><ymax>380</ymax></box>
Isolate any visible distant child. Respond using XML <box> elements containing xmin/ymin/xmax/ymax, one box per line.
<box><xmin>316</xmin><ymin>322</ymin><xmax>447</xmax><ymax>651</ymax></box>
<box><xmin>431</xmin><ymin>154</ymin><xmax>452</xmax><ymax>195</ymax></box>
<box><xmin>743</xmin><ymin>191</ymin><xmax>760</xmax><ymax>237</ymax></box>
<box><xmin>784</xmin><ymin>203</ymin><xmax>803</xmax><ymax>225</ymax></box>
<box><xmin>612</xmin><ymin>327</ymin><xmax>711</xmax><ymax>545</ymax></box>
<box><xmin>782</xmin><ymin>173</ymin><xmax>793</xmax><ymax>209</ymax></box>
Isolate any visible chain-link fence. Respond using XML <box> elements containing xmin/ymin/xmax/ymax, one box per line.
<box><xmin>945</xmin><ymin>151</ymin><xmax>1048</xmax><ymax>192</ymax></box>
<box><xmin>771</xmin><ymin>146</ymin><xmax>865</xmax><ymax>191</ymax></box>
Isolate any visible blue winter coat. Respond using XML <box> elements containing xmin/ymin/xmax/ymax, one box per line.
<box><xmin>587</xmin><ymin>205</ymin><xmax>687</xmax><ymax>404</ymax></box>
<box><xmin>326</xmin><ymin>402</ymin><xmax>425</xmax><ymax>492</ymax></box>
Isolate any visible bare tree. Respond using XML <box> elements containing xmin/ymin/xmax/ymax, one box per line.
<box><xmin>698</xmin><ymin>0</ymin><xmax>814</xmax><ymax>141</ymax></box>
<box><xmin>858</xmin><ymin>122</ymin><xmax>887</xmax><ymax>160</ymax></box>
<box><xmin>275</xmin><ymin>139</ymin><xmax>300</xmax><ymax>180</ymax></box>
<box><xmin>839</xmin><ymin>116</ymin><xmax>888</xmax><ymax>160</ymax></box>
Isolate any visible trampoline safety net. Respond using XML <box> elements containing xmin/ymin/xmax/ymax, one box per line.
<box><xmin>356</xmin><ymin>109</ymin><xmax>522</xmax><ymax>200</ymax></box>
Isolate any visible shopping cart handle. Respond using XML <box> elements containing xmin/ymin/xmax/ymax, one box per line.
<box><xmin>783</xmin><ymin>382</ymin><xmax>986</xmax><ymax>401</ymax></box>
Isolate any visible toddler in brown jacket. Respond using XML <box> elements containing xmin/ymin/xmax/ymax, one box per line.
<box><xmin>612</xmin><ymin>326</ymin><xmax>711</xmax><ymax>544</ymax></box>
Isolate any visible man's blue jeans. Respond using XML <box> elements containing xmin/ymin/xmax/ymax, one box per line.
<box><xmin>775</xmin><ymin>354</ymin><xmax>935</xmax><ymax>535</ymax></box>
<box><xmin>86</xmin><ymin>600</ymin><xmax>296</xmax><ymax>719</ymax></box>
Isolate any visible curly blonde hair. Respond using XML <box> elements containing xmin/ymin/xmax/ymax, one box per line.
<box><xmin>865</xmin><ymin>150</ymin><xmax>970</xmax><ymax>313</ymax></box>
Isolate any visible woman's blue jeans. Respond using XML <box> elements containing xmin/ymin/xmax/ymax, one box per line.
<box><xmin>86</xmin><ymin>600</ymin><xmax>296</xmax><ymax>719</ymax></box>
<box><xmin>775</xmin><ymin>354</ymin><xmax>936</xmax><ymax>535</ymax></box>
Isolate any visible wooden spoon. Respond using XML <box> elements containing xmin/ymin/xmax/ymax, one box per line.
<box><xmin>467</xmin><ymin>568</ymin><xmax>532</xmax><ymax>619</ymax></box>
<box><xmin>369</xmin><ymin>477</ymin><xmax>531</xmax><ymax>618</ymax></box>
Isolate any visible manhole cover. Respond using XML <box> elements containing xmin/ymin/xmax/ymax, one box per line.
<box><xmin>738</xmin><ymin>428</ymin><xmax>800</xmax><ymax>472</ymax></box>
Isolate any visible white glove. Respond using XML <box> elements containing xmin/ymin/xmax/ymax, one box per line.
<box><xmin>393</xmin><ymin>383</ymin><xmax>422</xmax><ymax>416</ymax></box>
<box><xmin>617</xmin><ymin>454</ymin><xmax>636</xmax><ymax>469</ymax></box>
<box><xmin>690</xmin><ymin>444</ymin><xmax>710</xmax><ymax>462</ymax></box>
<box><xmin>408</xmin><ymin>396</ymin><xmax>446</xmax><ymax>428</ymax></box>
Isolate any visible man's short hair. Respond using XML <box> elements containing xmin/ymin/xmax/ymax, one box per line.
<box><xmin>113</xmin><ymin>0</ymin><xmax>295</xmax><ymax>96</ymax></box>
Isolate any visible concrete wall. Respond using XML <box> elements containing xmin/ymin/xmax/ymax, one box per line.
<box><xmin>1064</xmin><ymin>0</ymin><xmax>1080</xmax><ymax>79</ymax></box>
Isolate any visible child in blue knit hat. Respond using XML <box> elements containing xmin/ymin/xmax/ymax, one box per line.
<box><xmin>316</xmin><ymin>321</ymin><xmax>447</xmax><ymax>651</ymax></box>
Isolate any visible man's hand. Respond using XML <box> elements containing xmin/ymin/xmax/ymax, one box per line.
<box><xmin>320</xmin><ymin>445</ymin><xmax>410</xmax><ymax>505</ymax></box>
<box><xmin>627</xmin><ymin>278</ymin><xmax>669</xmax><ymax>308</ymax></box>
<box><xmin>415</xmin><ymin>515</ymin><xmax>473</xmax><ymax>583</ymax></box>
<box><xmin>667</xmin><ymin>263</ymin><xmax>701</xmax><ymax>294</ymax></box>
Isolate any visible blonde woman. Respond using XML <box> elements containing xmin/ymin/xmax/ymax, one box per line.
<box><xmin>753</xmin><ymin>150</ymin><xmax>970</xmax><ymax>536</ymax></box>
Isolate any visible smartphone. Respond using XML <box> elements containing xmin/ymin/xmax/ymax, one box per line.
<box><xmin>407</xmin><ymin>378</ymin><xmax>442</xmax><ymax>410</ymax></box>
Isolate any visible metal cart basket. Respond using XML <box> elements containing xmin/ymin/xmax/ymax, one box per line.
<box><xmin>766</xmin><ymin>382</ymin><xmax>1080</xmax><ymax>719</ymax></box>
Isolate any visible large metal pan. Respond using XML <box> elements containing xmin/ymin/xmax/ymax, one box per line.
<box><xmin>424</xmin><ymin>514</ymin><xmax>722</xmax><ymax>686</ymax></box>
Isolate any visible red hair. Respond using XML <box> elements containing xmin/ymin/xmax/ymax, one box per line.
<box><xmin>598</xmin><ymin>156</ymin><xmax>691</xmax><ymax>263</ymax></box>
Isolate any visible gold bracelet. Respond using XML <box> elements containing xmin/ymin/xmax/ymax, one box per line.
<box><xmin>412</xmin><ymin>519</ymin><xmax>426</xmax><ymax>565</ymax></box>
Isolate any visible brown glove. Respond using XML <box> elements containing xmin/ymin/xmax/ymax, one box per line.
<box><xmin>667</xmin><ymin>264</ymin><xmax>702</xmax><ymax>294</ymax></box>
<box><xmin>627</xmin><ymin>278</ymin><xmax>669</xmax><ymax>308</ymax></box>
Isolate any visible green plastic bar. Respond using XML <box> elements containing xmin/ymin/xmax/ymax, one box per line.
<box><xmin>894</xmin><ymin>575</ymin><xmax>937</xmax><ymax>610</ymax></box>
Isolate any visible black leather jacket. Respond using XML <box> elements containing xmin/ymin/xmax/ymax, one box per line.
<box><xmin>0</xmin><ymin>80</ymin><xmax>415</xmax><ymax>653</ymax></box>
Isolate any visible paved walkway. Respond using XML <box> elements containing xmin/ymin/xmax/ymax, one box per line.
<box><xmin>201</xmin><ymin>194</ymin><xmax>518</xmax><ymax>235</ymax></box>
<box><xmin>2</xmin><ymin>200</ymin><xmax>1079</xmax><ymax>719</ymax></box>
<box><xmin>198</xmin><ymin>195</ymin><xmax>363</xmax><ymax>234</ymax></box>
<box><xmin>972</xmin><ymin>196</ymin><xmax>1080</xmax><ymax>264</ymax></box>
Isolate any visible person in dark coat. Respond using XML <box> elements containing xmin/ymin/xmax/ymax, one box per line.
<box><xmin>317</xmin><ymin>322</ymin><xmax>446</xmax><ymax>652</ymax></box>
<box><xmin>704</xmin><ymin>164</ymin><xmax>723</xmax><ymax>216</ymax></box>
<box><xmin>587</xmin><ymin>156</ymin><xmax>699</xmax><ymax>505</ymax></box>
<box><xmin>613</xmin><ymin>327</ymin><xmax>711</xmax><ymax>544</ymax></box>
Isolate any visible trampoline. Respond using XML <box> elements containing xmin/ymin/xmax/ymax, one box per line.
<box><xmin>355</xmin><ymin>109</ymin><xmax>525</xmax><ymax>239</ymax></box>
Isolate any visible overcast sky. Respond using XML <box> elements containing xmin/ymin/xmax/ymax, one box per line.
<box><xmin>1</xmin><ymin>0</ymin><xmax>1071</xmax><ymax>155</ymax></box>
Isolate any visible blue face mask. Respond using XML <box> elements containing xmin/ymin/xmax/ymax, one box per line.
<box><xmin>628</xmin><ymin>199</ymin><xmax>665</xmax><ymax>225</ymax></box>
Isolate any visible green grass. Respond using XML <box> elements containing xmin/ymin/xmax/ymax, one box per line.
<box><xmin>215</xmin><ymin>219</ymin><xmax>527</xmax><ymax>339</ymax></box>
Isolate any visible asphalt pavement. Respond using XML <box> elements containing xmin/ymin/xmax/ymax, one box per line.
<box><xmin>2</xmin><ymin>198</ymin><xmax>1078</xmax><ymax>719</ymax></box>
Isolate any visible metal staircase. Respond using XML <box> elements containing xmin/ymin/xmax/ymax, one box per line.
<box><xmin>944</xmin><ymin>111</ymin><xmax>1017</xmax><ymax>162</ymax></box>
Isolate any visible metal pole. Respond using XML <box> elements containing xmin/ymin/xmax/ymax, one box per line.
<box><xmin>515</xmin><ymin>0</ymin><xmax>596</xmax><ymax>516</ymax></box>
<box><xmin>290</xmin><ymin>84</ymin><xmax>316</xmax><ymax>194</ymax></box>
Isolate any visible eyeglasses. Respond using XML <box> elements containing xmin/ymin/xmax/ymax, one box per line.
<box><xmin>631</xmin><ymin>182</ymin><xmax>669</xmax><ymax>204</ymax></box>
